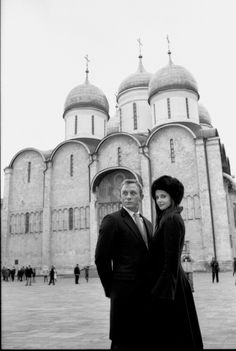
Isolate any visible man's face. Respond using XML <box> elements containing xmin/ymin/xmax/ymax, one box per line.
<box><xmin>120</xmin><ymin>183</ymin><xmax>143</xmax><ymax>212</ymax></box>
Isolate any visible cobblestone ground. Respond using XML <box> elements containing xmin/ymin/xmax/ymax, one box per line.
<box><xmin>1</xmin><ymin>272</ymin><xmax>236</xmax><ymax>349</ymax></box>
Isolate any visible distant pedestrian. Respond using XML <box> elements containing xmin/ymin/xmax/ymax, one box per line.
<box><xmin>74</xmin><ymin>264</ymin><xmax>80</xmax><ymax>284</ymax></box>
<box><xmin>48</xmin><ymin>265</ymin><xmax>55</xmax><ymax>285</ymax></box>
<box><xmin>81</xmin><ymin>266</ymin><xmax>89</xmax><ymax>282</ymax></box>
<box><xmin>11</xmin><ymin>267</ymin><xmax>16</xmax><ymax>282</ymax></box>
<box><xmin>84</xmin><ymin>266</ymin><xmax>89</xmax><ymax>282</ymax></box>
<box><xmin>32</xmin><ymin>268</ymin><xmax>36</xmax><ymax>282</ymax></box>
<box><xmin>182</xmin><ymin>255</ymin><xmax>194</xmax><ymax>292</ymax></box>
<box><xmin>233</xmin><ymin>258</ymin><xmax>236</xmax><ymax>285</ymax></box>
<box><xmin>210</xmin><ymin>257</ymin><xmax>219</xmax><ymax>283</ymax></box>
<box><xmin>54</xmin><ymin>269</ymin><xmax>58</xmax><ymax>282</ymax></box>
<box><xmin>25</xmin><ymin>265</ymin><xmax>33</xmax><ymax>286</ymax></box>
<box><xmin>42</xmin><ymin>266</ymin><xmax>49</xmax><ymax>282</ymax></box>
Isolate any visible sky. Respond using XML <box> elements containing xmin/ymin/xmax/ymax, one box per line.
<box><xmin>1</xmin><ymin>0</ymin><xmax>236</xmax><ymax>197</ymax></box>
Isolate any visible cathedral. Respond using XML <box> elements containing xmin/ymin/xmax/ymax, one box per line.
<box><xmin>2</xmin><ymin>45</ymin><xmax>236</xmax><ymax>273</ymax></box>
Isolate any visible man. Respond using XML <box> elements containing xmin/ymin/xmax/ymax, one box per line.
<box><xmin>95</xmin><ymin>179</ymin><xmax>153</xmax><ymax>349</ymax></box>
<box><xmin>74</xmin><ymin>264</ymin><xmax>80</xmax><ymax>284</ymax></box>
<box><xmin>182</xmin><ymin>254</ymin><xmax>194</xmax><ymax>292</ymax></box>
<box><xmin>210</xmin><ymin>257</ymin><xmax>219</xmax><ymax>283</ymax></box>
<box><xmin>25</xmin><ymin>265</ymin><xmax>33</xmax><ymax>286</ymax></box>
<box><xmin>48</xmin><ymin>265</ymin><xmax>55</xmax><ymax>285</ymax></box>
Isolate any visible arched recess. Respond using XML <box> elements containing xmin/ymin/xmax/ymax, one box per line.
<box><xmin>91</xmin><ymin>167</ymin><xmax>143</xmax><ymax>226</ymax></box>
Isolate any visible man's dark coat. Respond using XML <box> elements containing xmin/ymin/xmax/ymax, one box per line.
<box><xmin>95</xmin><ymin>208</ymin><xmax>153</xmax><ymax>347</ymax></box>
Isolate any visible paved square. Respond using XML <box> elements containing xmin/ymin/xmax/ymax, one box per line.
<box><xmin>2</xmin><ymin>272</ymin><xmax>236</xmax><ymax>349</ymax></box>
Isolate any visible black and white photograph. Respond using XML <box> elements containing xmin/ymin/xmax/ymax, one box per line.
<box><xmin>1</xmin><ymin>0</ymin><xmax>236</xmax><ymax>349</ymax></box>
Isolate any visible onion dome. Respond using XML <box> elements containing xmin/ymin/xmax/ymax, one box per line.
<box><xmin>198</xmin><ymin>104</ymin><xmax>212</xmax><ymax>127</ymax></box>
<box><xmin>64</xmin><ymin>61</ymin><xmax>109</xmax><ymax>116</ymax></box>
<box><xmin>117</xmin><ymin>55</ymin><xmax>152</xmax><ymax>97</ymax></box>
<box><xmin>148</xmin><ymin>51</ymin><xmax>199</xmax><ymax>101</ymax></box>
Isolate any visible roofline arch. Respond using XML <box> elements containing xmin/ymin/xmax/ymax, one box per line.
<box><xmin>50</xmin><ymin>139</ymin><xmax>91</xmax><ymax>161</ymax></box>
<box><xmin>145</xmin><ymin>123</ymin><xmax>197</xmax><ymax>146</ymax></box>
<box><xmin>9</xmin><ymin>148</ymin><xmax>48</xmax><ymax>167</ymax></box>
<box><xmin>95</xmin><ymin>132</ymin><xmax>142</xmax><ymax>153</ymax></box>
<box><xmin>91</xmin><ymin>166</ymin><xmax>143</xmax><ymax>192</ymax></box>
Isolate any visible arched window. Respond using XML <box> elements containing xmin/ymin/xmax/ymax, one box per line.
<box><xmin>167</xmin><ymin>98</ymin><xmax>171</xmax><ymax>118</ymax></box>
<box><xmin>25</xmin><ymin>212</ymin><xmax>29</xmax><ymax>233</ymax></box>
<box><xmin>69</xmin><ymin>208</ymin><xmax>73</xmax><ymax>230</ymax></box>
<box><xmin>91</xmin><ymin>115</ymin><xmax>95</xmax><ymax>135</ymax></box>
<box><xmin>133</xmin><ymin>103</ymin><xmax>138</xmax><ymax>130</ymax></box>
<box><xmin>70</xmin><ymin>154</ymin><xmax>74</xmax><ymax>177</ymax></box>
<box><xmin>117</xmin><ymin>147</ymin><xmax>121</xmax><ymax>166</ymax></box>
<box><xmin>119</xmin><ymin>108</ymin><xmax>122</xmax><ymax>131</ymax></box>
<box><xmin>185</xmin><ymin>98</ymin><xmax>190</xmax><ymax>119</ymax></box>
<box><xmin>170</xmin><ymin>139</ymin><xmax>175</xmax><ymax>163</ymax></box>
<box><xmin>153</xmin><ymin>104</ymin><xmax>157</xmax><ymax>125</ymax></box>
<box><xmin>27</xmin><ymin>162</ymin><xmax>31</xmax><ymax>183</ymax></box>
<box><xmin>74</xmin><ymin>115</ymin><xmax>78</xmax><ymax>134</ymax></box>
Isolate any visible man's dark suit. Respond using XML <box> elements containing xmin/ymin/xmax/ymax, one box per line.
<box><xmin>95</xmin><ymin>207</ymin><xmax>153</xmax><ymax>349</ymax></box>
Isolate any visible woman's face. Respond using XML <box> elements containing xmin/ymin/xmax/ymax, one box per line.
<box><xmin>155</xmin><ymin>189</ymin><xmax>172</xmax><ymax>211</ymax></box>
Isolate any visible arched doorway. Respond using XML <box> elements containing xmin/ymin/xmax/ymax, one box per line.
<box><xmin>95</xmin><ymin>170</ymin><xmax>135</xmax><ymax>226</ymax></box>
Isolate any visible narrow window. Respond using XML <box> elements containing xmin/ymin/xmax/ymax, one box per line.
<box><xmin>170</xmin><ymin>139</ymin><xmax>175</xmax><ymax>163</ymax></box>
<box><xmin>133</xmin><ymin>103</ymin><xmax>138</xmax><ymax>130</ymax></box>
<box><xmin>70</xmin><ymin>154</ymin><xmax>74</xmax><ymax>177</ymax></box>
<box><xmin>27</xmin><ymin>162</ymin><xmax>31</xmax><ymax>183</ymax></box>
<box><xmin>117</xmin><ymin>147</ymin><xmax>121</xmax><ymax>166</ymax></box>
<box><xmin>119</xmin><ymin>108</ymin><xmax>122</xmax><ymax>131</ymax></box>
<box><xmin>185</xmin><ymin>98</ymin><xmax>190</xmax><ymax>119</ymax></box>
<box><xmin>233</xmin><ymin>203</ymin><xmax>236</xmax><ymax>227</ymax></box>
<box><xmin>25</xmin><ymin>212</ymin><xmax>29</xmax><ymax>233</ymax></box>
<box><xmin>74</xmin><ymin>115</ymin><xmax>78</xmax><ymax>134</ymax></box>
<box><xmin>91</xmin><ymin>115</ymin><xmax>95</xmax><ymax>135</ymax></box>
<box><xmin>153</xmin><ymin>104</ymin><xmax>157</xmax><ymax>125</ymax></box>
<box><xmin>69</xmin><ymin>208</ymin><xmax>73</xmax><ymax>230</ymax></box>
<box><xmin>167</xmin><ymin>98</ymin><xmax>171</xmax><ymax>119</ymax></box>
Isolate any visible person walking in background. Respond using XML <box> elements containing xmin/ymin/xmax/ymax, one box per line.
<box><xmin>48</xmin><ymin>265</ymin><xmax>55</xmax><ymax>285</ymax></box>
<box><xmin>54</xmin><ymin>268</ymin><xmax>58</xmax><ymax>282</ymax></box>
<box><xmin>211</xmin><ymin>257</ymin><xmax>219</xmax><ymax>283</ymax></box>
<box><xmin>10</xmin><ymin>266</ymin><xmax>16</xmax><ymax>282</ymax></box>
<box><xmin>74</xmin><ymin>264</ymin><xmax>80</xmax><ymax>284</ymax></box>
<box><xmin>32</xmin><ymin>268</ymin><xmax>36</xmax><ymax>283</ymax></box>
<box><xmin>150</xmin><ymin>175</ymin><xmax>203</xmax><ymax>350</ymax></box>
<box><xmin>42</xmin><ymin>266</ymin><xmax>49</xmax><ymax>283</ymax></box>
<box><xmin>84</xmin><ymin>266</ymin><xmax>89</xmax><ymax>282</ymax></box>
<box><xmin>182</xmin><ymin>254</ymin><xmax>194</xmax><ymax>292</ymax></box>
<box><xmin>81</xmin><ymin>266</ymin><xmax>89</xmax><ymax>282</ymax></box>
<box><xmin>233</xmin><ymin>257</ymin><xmax>236</xmax><ymax>285</ymax></box>
<box><xmin>95</xmin><ymin>179</ymin><xmax>153</xmax><ymax>350</ymax></box>
<box><xmin>25</xmin><ymin>265</ymin><xmax>33</xmax><ymax>286</ymax></box>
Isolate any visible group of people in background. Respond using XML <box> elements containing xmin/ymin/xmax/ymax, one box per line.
<box><xmin>1</xmin><ymin>265</ymin><xmax>36</xmax><ymax>285</ymax></box>
<box><xmin>2</xmin><ymin>264</ymin><xmax>90</xmax><ymax>285</ymax></box>
<box><xmin>74</xmin><ymin>264</ymin><xmax>90</xmax><ymax>284</ymax></box>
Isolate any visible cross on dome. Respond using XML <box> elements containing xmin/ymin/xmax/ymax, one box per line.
<box><xmin>166</xmin><ymin>35</ymin><xmax>173</xmax><ymax>65</ymax></box>
<box><xmin>84</xmin><ymin>54</ymin><xmax>90</xmax><ymax>83</ymax></box>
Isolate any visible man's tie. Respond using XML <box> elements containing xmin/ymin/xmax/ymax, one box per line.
<box><xmin>133</xmin><ymin>213</ymin><xmax>149</xmax><ymax>248</ymax></box>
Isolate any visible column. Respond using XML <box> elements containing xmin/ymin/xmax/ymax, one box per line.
<box><xmin>1</xmin><ymin>167</ymin><xmax>13</xmax><ymax>265</ymax></box>
<box><xmin>42</xmin><ymin>161</ymin><xmax>52</xmax><ymax>268</ymax></box>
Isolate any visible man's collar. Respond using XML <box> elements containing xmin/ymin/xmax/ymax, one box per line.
<box><xmin>123</xmin><ymin>206</ymin><xmax>140</xmax><ymax>217</ymax></box>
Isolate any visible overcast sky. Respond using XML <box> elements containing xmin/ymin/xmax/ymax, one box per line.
<box><xmin>2</xmin><ymin>0</ymin><xmax>236</xmax><ymax>196</ymax></box>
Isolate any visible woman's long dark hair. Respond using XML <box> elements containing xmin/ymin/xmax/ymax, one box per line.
<box><xmin>154</xmin><ymin>197</ymin><xmax>175</xmax><ymax>231</ymax></box>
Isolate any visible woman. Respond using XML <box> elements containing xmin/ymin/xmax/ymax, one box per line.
<box><xmin>149</xmin><ymin>175</ymin><xmax>203</xmax><ymax>350</ymax></box>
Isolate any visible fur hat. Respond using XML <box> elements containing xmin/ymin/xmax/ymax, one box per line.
<box><xmin>151</xmin><ymin>175</ymin><xmax>184</xmax><ymax>205</ymax></box>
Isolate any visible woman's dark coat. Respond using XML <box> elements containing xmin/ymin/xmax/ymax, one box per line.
<box><xmin>150</xmin><ymin>207</ymin><xmax>203</xmax><ymax>350</ymax></box>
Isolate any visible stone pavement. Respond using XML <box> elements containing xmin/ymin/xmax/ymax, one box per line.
<box><xmin>1</xmin><ymin>272</ymin><xmax>236</xmax><ymax>350</ymax></box>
